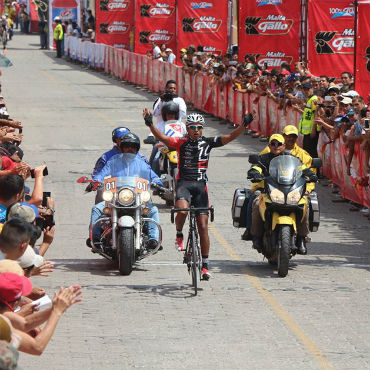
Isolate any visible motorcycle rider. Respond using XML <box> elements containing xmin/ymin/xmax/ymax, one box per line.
<box><xmin>143</xmin><ymin>108</ymin><xmax>254</xmax><ymax>280</ymax></box>
<box><xmin>150</xmin><ymin>101</ymin><xmax>187</xmax><ymax>176</ymax></box>
<box><xmin>144</xmin><ymin>80</ymin><xmax>187</xmax><ymax>145</ymax></box>
<box><xmin>89</xmin><ymin>133</ymin><xmax>163</xmax><ymax>250</ymax></box>
<box><xmin>242</xmin><ymin>125</ymin><xmax>314</xmax><ymax>241</ymax></box>
<box><xmin>91</xmin><ymin>127</ymin><xmax>147</xmax><ymax>203</ymax></box>
<box><xmin>248</xmin><ymin>134</ymin><xmax>317</xmax><ymax>255</ymax></box>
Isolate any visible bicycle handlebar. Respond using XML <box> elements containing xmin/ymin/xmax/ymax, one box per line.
<box><xmin>170</xmin><ymin>206</ymin><xmax>215</xmax><ymax>223</ymax></box>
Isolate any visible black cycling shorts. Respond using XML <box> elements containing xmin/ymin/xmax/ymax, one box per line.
<box><xmin>176</xmin><ymin>180</ymin><xmax>209</xmax><ymax>214</ymax></box>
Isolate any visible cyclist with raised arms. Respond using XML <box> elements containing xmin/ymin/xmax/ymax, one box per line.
<box><xmin>143</xmin><ymin>108</ymin><xmax>254</xmax><ymax>280</ymax></box>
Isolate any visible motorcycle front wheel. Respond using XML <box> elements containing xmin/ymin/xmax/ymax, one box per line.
<box><xmin>277</xmin><ymin>225</ymin><xmax>291</xmax><ymax>277</ymax></box>
<box><xmin>117</xmin><ymin>228</ymin><xmax>135</xmax><ymax>275</ymax></box>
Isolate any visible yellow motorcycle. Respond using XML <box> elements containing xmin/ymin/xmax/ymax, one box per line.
<box><xmin>248</xmin><ymin>154</ymin><xmax>321</xmax><ymax>277</ymax></box>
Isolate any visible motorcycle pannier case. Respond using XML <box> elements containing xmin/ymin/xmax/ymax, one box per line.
<box><xmin>308</xmin><ymin>191</ymin><xmax>320</xmax><ymax>232</ymax></box>
<box><xmin>231</xmin><ymin>188</ymin><xmax>251</xmax><ymax>228</ymax></box>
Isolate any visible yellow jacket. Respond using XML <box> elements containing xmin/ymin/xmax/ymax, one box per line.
<box><xmin>54</xmin><ymin>24</ymin><xmax>63</xmax><ymax>41</ymax></box>
<box><xmin>251</xmin><ymin>143</ymin><xmax>315</xmax><ymax>192</ymax></box>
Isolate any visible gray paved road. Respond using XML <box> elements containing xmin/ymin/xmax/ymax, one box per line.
<box><xmin>4</xmin><ymin>34</ymin><xmax>370</xmax><ymax>370</ymax></box>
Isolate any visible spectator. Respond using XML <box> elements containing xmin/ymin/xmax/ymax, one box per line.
<box><xmin>151</xmin><ymin>41</ymin><xmax>161</xmax><ymax>60</ymax></box>
<box><xmin>165</xmin><ymin>48</ymin><xmax>175</xmax><ymax>64</ymax></box>
<box><xmin>0</xmin><ymin>175</ymin><xmax>24</xmax><ymax>224</ymax></box>
<box><xmin>340</xmin><ymin>72</ymin><xmax>354</xmax><ymax>93</ymax></box>
<box><xmin>53</xmin><ymin>17</ymin><xmax>63</xmax><ymax>58</ymax></box>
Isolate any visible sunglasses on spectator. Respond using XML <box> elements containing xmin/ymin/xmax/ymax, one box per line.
<box><xmin>270</xmin><ymin>142</ymin><xmax>283</xmax><ymax>147</ymax></box>
<box><xmin>188</xmin><ymin>125</ymin><xmax>203</xmax><ymax>131</ymax></box>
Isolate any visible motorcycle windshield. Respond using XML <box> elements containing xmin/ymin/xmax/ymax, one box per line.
<box><xmin>269</xmin><ymin>155</ymin><xmax>303</xmax><ymax>185</ymax></box>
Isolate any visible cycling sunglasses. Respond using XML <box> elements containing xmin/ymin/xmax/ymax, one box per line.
<box><xmin>188</xmin><ymin>125</ymin><xmax>204</xmax><ymax>131</ymax></box>
<box><xmin>269</xmin><ymin>141</ymin><xmax>284</xmax><ymax>147</ymax></box>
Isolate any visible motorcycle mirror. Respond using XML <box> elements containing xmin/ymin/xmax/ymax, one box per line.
<box><xmin>310</xmin><ymin>158</ymin><xmax>322</xmax><ymax>169</ymax></box>
<box><xmin>77</xmin><ymin>176</ymin><xmax>90</xmax><ymax>183</ymax></box>
<box><xmin>248</xmin><ymin>154</ymin><xmax>260</xmax><ymax>164</ymax></box>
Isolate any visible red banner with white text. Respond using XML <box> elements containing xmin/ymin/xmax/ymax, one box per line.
<box><xmin>307</xmin><ymin>0</ymin><xmax>355</xmax><ymax>79</ymax></box>
<box><xmin>355</xmin><ymin>0</ymin><xmax>370</xmax><ymax>99</ymax></box>
<box><xmin>134</xmin><ymin>0</ymin><xmax>176</xmax><ymax>55</ymax></box>
<box><xmin>238</xmin><ymin>0</ymin><xmax>301</xmax><ymax>69</ymax></box>
<box><xmin>176</xmin><ymin>1</ymin><xmax>228</xmax><ymax>60</ymax></box>
<box><xmin>95</xmin><ymin>0</ymin><xmax>134</xmax><ymax>49</ymax></box>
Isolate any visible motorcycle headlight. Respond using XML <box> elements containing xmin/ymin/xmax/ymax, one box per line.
<box><xmin>102</xmin><ymin>191</ymin><xmax>113</xmax><ymax>201</ymax></box>
<box><xmin>269</xmin><ymin>185</ymin><xmax>285</xmax><ymax>204</ymax></box>
<box><xmin>141</xmin><ymin>190</ymin><xmax>150</xmax><ymax>203</ymax></box>
<box><xmin>118</xmin><ymin>188</ymin><xmax>135</xmax><ymax>206</ymax></box>
<box><xmin>287</xmin><ymin>186</ymin><xmax>304</xmax><ymax>205</ymax></box>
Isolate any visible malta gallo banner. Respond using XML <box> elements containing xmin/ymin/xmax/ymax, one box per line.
<box><xmin>355</xmin><ymin>0</ymin><xmax>370</xmax><ymax>98</ymax></box>
<box><xmin>176</xmin><ymin>1</ymin><xmax>228</xmax><ymax>58</ymax></box>
<box><xmin>134</xmin><ymin>0</ymin><xmax>176</xmax><ymax>55</ymax></box>
<box><xmin>307</xmin><ymin>0</ymin><xmax>355</xmax><ymax>78</ymax></box>
<box><xmin>95</xmin><ymin>0</ymin><xmax>134</xmax><ymax>48</ymax></box>
<box><xmin>238</xmin><ymin>0</ymin><xmax>301</xmax><ymax>69</ymax></box>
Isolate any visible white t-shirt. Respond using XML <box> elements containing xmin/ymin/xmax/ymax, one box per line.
<box><xmin>153</xmin><ymin>46</ymin><xmax>161</xmax><ymax>59</ymax></box>
<box><xmin>153</xmin><ymin>97</ymin><xmax>187</xmax><ymax>125</ymax></box>
<box><xmin>167</xmin><ymin>53</ymin><xmax>176</xmax><ymax>64</ymax></box>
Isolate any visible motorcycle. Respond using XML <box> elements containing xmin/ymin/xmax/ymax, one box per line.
<box><xmin>77</xmin><ymin>175</ymin><xmax>164</xmax><ymax>276</ymax></box>
<box><xmin>232</xmin><ymin>154</ymin><xmax>321</xmax><ymax>277</ymax></box>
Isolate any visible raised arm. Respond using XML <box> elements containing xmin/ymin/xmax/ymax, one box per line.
<box><xmin>143</xmin><ymin>108</ymin><xmax>174</xmax><ymax>148</ymax></box>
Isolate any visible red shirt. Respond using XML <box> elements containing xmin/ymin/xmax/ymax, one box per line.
<box><xmin>1</xmin><ymin>156</ymin><xmax>16</xmax><ymax>171</ymax></box>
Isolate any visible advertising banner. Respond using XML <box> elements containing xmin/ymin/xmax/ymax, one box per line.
<box><xmin>355</xmin><ymin>0</ymin><xmax>370</xmax><ymax>98</ymax></box>
<box><xmin>238</xmin><ymin>0</ymin><xmax>301</xmax><ymax>69</ymax></box>
<box><xmin>307</xmin><ymin>0</ymin><xmax>355</xmax><ymax>78</ymax></box>
<box><xmin>134</xmin><ymin>0</ymin><xmax>176</xmax><ymax>55</ymax></box>
<box><xmin>176</xmin><ymin>1</ymin><xmax>228</xmax><ymax>60</ymax></box>
<box><xmin>95</xmin><ymin>0</ymin><xmax>134</xmax><ymax>49</ymax></box>
<box><xmin>48</xmin><ymin>0</ymin><xmax>80</xmax><ymax>49</ymax></box>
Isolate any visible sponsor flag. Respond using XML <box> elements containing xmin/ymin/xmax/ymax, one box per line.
<box><xmin>134</xmin><ymin>0</ymin><xmax>176</xmax><ymax>55</ymax></box>
<box><xmin>176</xmin><ymin>1</ymin><xmax>228</xmax><ymax>59</ymax></box>
<box><xmin>355</xmin><ymin>0</ymin><xmax>370</xmax><ymax>98</ymax></box>
<box><xmin>238</xmin><ymin>0</ymin><xmax>301</xmax><ymax>69</ymax></box>
<box><xmin>307</xmin><ymin>0</ymin><xmax>355</xmax><ymax>78</ymax></box>
<box><xmin>49</xmin><ymin>0</ymin><xmax>80</xmax><ymax>49</ymax></box>
<box><xmin>95</xmin><ymin>0</ymin><xmax>134</xmax><ymax>49</ymax></box>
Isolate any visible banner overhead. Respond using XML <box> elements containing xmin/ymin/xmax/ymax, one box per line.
<box><xmin>134</xmin><ymin>0</ymin><xmax>176</xmax><ymax>55</ymax></box>
<box><xmin>176</xmin><ymin>1</ymin><xmax>228</xmax><ymax>58</ymax></box>
<box><xmin>238</xmin><ymin>0</ymin><xmax>301</xmax><ymax>69</ymax></box>
<box><xmin>95</xmin><ymin>0</ymin><xmax>134</xmax><ymax>49</ymax></box>
<box><xmin>307</xmin><ymin>0</ymin><xmax>355</xmax><ymax>78</ymax></box>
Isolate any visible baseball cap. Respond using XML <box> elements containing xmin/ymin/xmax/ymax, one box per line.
<box><xmin>17</xmin><ymin>246</ymin><xmax>44</xmax><ymax>269</ymax></box>
<box><xmin>0</xmin><ymin>260</ymin><xmax>24</xmax><ymax>276</ymax></box>
<box><xmin>302</xmin><ymin>82</ymin><xmax>313</xmax><ymax>89</ymax></box>
<box><xmin>0</xmin><ymin>272</ymin><xmax>33</xmax><ymax>308</ymax></box>
<box><xmin>8</xmin><ymin>202</ymin><xmax>38</xmax><ymax>223</ymax></box>
<box><xmin>180</xmin><ymin>48</ymin><xmax>187</xmax><ymax>53</ymax></box>
<box><xmin>269</xmin><ymin>134</ymin><xmax>285</xmax><ymax>144</ymax></box>
<box><xmin>328</xmin><ymin>84</ymin><xmax>340</xmax><ymax>93</ymax></box>
<box><xmin>54</xmin><ymin>16</ymin><xmax>60</xmax><ymax>21</ymax></box>
<box><xmin>165</xmin><ymin>48</ymin><xmax>172</xmax><ymax>52</ymax></box>
<box><xmin>283</xmin><ymin>125</ymin><xmax>299</xmax><ymax>136</ymax></box>
<box><xmin>341</xmin><ymin>90</ymin><xmax>359</xmax><ymax>98</ymax></box>
<box><xmin>341</xmin><ymin>96</ymin><xmax>352</xmax><ymax>105</ymax></box>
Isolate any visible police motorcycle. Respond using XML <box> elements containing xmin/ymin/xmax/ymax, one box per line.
<box><xmin>231</xmin><ymin>154</ymin><xmax>321</xmax><ymax>277</ymax></box>
<box><xmin>146</xmin><ymin>101</ymin><xmax>186</xmax><ymax>206</ymax></box>
<box><xmin>77</xmin><ymin>175</ymin><xmax>165</xmax><ymax>276</ymax></box>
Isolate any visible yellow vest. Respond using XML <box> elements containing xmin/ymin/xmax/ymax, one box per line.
<box><xmin>54</xmin><ymin>24</ymin><xmax>63</xmax><ymax>41</ymax></box>
<box><xmin>299</xmin><ymin>95</ymin><xmax>319</xmax><ymax>135</ymax></box>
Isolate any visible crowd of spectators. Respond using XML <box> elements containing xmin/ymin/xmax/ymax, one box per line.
<box><xmin>171</xmin><ymin>44</ymin><xmax>370</xmax><ymax>214</ymax></box>
<box><xmin>0</xmin><ymin>79</ymin><xmax>82</xmax><ymax>368</ymax></box>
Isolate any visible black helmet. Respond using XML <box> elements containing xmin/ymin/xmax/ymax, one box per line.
<box><xmin>161</xmin><ymin>101</ymin><xmax>179</xmax><ymax>121</ymax></box>
<box><xmin>120</xmin><ymin>133</ymin><xmax>140</xmax><ymax>151</ymax></box>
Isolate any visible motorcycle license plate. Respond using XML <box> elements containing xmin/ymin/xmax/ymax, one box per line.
<box><xmin>135</xmin><ymin>178</ymin><xmax>149</xmax><ymax>193</ymax></box>
<box><xmin>104</xmin><ymin>177</ymin><xmax>117</xmax><ymax>192</ymax></box>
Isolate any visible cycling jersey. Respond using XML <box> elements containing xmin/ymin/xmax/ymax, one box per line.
<box><xmin>167</xmin><ymin>135</ymin><xmax>223</xmax><ymax>181</ymax></box>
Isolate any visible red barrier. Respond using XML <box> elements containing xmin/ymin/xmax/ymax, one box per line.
<box><xmin>98</xmin><ymin>46</ymin><xmax>369</xmax><ymax>208</ymax></box>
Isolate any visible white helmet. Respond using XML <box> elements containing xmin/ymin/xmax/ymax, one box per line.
<box><xmin>54</xmin><ymin>16</ymin><xmax>61</xmax><ymax>21</ymax></box>
<box><xmin>186</xmin><ymin>113</ymin><xmax>205</xmax><ymax>125</ymax></box>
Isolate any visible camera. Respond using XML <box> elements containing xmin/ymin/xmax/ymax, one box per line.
<box><xmin>365</xmin><ymin>118</ymin><xmax>370</xmax><ymax>129</ymax></box>
<box><xmin>30</xmin><ymin>167</ymin><xmax>48</xmax><ymax>178</ymax></box>
<box><xmin>35</xmin><ymin>214</ymin><xmax>55</xmax><ymax>230</ymax></box>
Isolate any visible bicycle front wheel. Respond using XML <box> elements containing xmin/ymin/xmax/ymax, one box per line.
<box><xmin>190</xmin><ymin>229</ymin><xmax>199</xmax><ymax>295</ymax></box>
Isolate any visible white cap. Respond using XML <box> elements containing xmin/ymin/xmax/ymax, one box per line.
<box><xmin>54</xmin><ymin>16</ymin><xmax>61</xmax><ymax>21</ymax></box>
<box><xmin>17</xmin><ymin>246</ymin><xmax>44</xmax><ymax>269</ymax></box>
<box><xmin>165</xmin><ymin>48</ymin><xmax>172</xmax><ymax>52</ymax></box>
<box><xmin>341</xmin><ymin>97</ymin><xmax>353</xmax><ymax>105</ymax></box>
<box><xmin>341</xmin><ymin>90</ymin><xmax>360</xmax><ymax>98</ymax></box>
